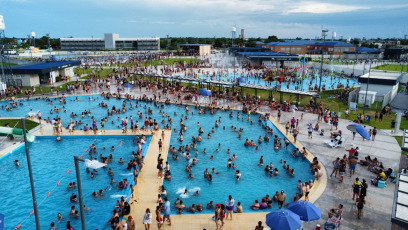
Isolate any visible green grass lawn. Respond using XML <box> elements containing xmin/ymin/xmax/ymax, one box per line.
<box><xmin>372</xmin><ymin>64</ymin><xmax>408</xmax><ymax>72</ymax></box>
<box><xmin>21</xmin><ymin>81</ymin><xmax>74</xmax><ymax>94</ymax></box>
<box><xmin>394</xmin><ymin>136</ymin><xmax>408</xmax><ymax>155</ymax></box>
<box><xmin>310</xmin><ymin>60</ymin><xmax>354</xmax><ymax>65</ymax></box>
<box><xmin>2</xmin><ymin>62</ymin><xmax>18</xmax><ymax>67</ymax></box>
<box><xmin>0</xmin><ymin>119</ymin><xmax>39</xmax><ymax>130</ymax></box>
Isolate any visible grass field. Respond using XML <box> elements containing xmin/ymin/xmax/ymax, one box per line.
<box><xmin>0</xmin><ymin>119</ymin><xmax>39</xmax><ymax>130</ymax></box>
<box><xmin>395</xmin><ymin>136</ymin><xmax>408</xmax><ymax>155</ymax></box>
<box><xmin>97</xmin><ymin>58</ymin><xmax>201</xmax><ymax>68</ymax></box>
<box><xmin>372</xmin><ymin>64</ymin><xmax>408</xmax><ymax>72</ymax></box>
<box><xmin>2</xmin><ymin>62</ymin><xmax>18</xmax><ymax>67</ymax></box>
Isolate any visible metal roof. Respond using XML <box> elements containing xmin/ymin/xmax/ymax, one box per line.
<box><xmin>178</xmin><ymin>44</ymin><xmax>212</xmax><ymax>47</ymax></box>
<box><xmin>392</xmin><ymin>174</ymin><xmax>408</xmax><ymax>229</ymax></box>
<box><xmin>6</xmin><ymin>61</ymin><xmax>81</xmax><ymax>74</ymax></box>
<box><xmin>237</xmin><ymin>52</ymin><xmax>294</xmax><ymax>56</ymax></box>
<box><xmin>278</xmin><ymin>89</ymin><xmax>318</xmax><ymax>96</ymax></box>
<box><xmin>240</xmin><ymin>84</ymin><xmax>275</xmax><ymax>90</ymax></box>
<box><xmin>256</xmin><ymin>40</ymin><xmax>354</xmax><ymax>47</ymax></box>
<box><xmin>344</xmin><ymin>46</ymin><xmax>381</xmax><ymax>54</ymax></box>
<box><xmin>402</xmin><ymin>129</ymin><xmax>408</xmax><ymax>152</ymax></box>
<box><xmin>205</xmin><ymin>80</ymin><xmax>235</xmax><ymax>85</ymax></box>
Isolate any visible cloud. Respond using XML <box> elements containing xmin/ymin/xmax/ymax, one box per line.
<box><xmin>285</xmin><ymin>2</ymin><xmax>370</xmax><ymax>14</ymax></box>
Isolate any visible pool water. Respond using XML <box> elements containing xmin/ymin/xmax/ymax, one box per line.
<box><xmin>163</xmin><ymin>114</ymin><xmax>313</xmax><ymax>214</ymax></box>
<box><xmin>179</xmin><ymin>72</ymin><xmax>360</xmax><ymax>91</ymax></box>
<box><xmin>0</xmin><ymin>95</ymin><xmax>313</xmax><ymax>220</ymax></box>
<box><xmin>0</xmin><ymin>135</ymin><xmax>151</xmax><ymax>230</ymax></box>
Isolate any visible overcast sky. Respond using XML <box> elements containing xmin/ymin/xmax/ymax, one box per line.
<box><xmin>1</xmin><ymin>0</ymin><xmax>407</xmax><ymax>39</ymax></box>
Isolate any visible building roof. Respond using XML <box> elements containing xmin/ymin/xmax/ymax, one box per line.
<box><xmin>236</xmin><ymin>52</ymin><xmax>294</xmax><ymax>56</ymax></box>
<box><xmin>315</xmin><ymin>41</ymin><xmax>355</xmax><ymax>47</ymax></box>
<box><xmin>256</xmin><ymin>40</ymin><xmax>355</xmax><ymax>47</ymax></box>
<box><xmin>178</xmin><ymin>44</ymin><xmax>212</xmax><ymax>47</ymax></box>
<box><xmin>60</xmin><ymin>38</ymin><xmax>104</xmax><ymax>41</ymax></box>
<box><xmin>344</xmin><ymin>46</ymin><xmax>381</xmax><ymax>54</ymax></box>
<box><xmin>7</xmin><ymin>61</ymin><xmax>81</xmax><ymax>75</ymax></box>
<box><xmin>358</xmin><ymin>72</ymin><xmax>402</xmax><ymax>85</ymax></box>
<box><xmin>391</xmin><ymin>174</ymin><xmax>408</xmax><ymax>229</ymax></box>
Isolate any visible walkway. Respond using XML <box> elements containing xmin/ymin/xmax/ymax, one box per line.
<box><xmin>125</xmin><ymin>129</ymin><xmax>172</xmax><ymax>229</ymax></box>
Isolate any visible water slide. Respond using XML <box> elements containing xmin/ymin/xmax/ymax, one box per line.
<box><xmin>0</xmin><ymin>127</ymin><xmax>35</xmax><ymax>142</ymax></box>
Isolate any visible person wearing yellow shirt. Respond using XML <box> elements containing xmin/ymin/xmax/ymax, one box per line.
<box><xmin>352</xmin><ymin>178</ymin><xmax>362</xmax><ymax>200</ymax></box>
<box><xmin>379</xmin><ymin>170</ymin><xmax>386</xmax><ymax>180</ymax></box>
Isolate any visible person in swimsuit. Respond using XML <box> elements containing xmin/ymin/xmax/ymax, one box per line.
<box><xmin>225</xmin><ymin>195</ymin><xmax>235</xmax><ymax>220</ymax></box>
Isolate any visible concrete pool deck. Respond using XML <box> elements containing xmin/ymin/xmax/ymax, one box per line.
<box><xmin>0</xmin><ymin>86</ymin><xmax>402</xmax><ymax>229</ymax></box>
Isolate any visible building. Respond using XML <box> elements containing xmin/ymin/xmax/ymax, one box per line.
<box><xmin>391</xmin><ymin>174</ymin><xmax>408</xmax><ymax>230</ymax></box>
<box><xmin>60</xmin><ymin>33</ymin><xmax>160</xmax><ymax>51</ymax></box>
<box><xmin>383</xmin><ymin>48</ymin><xmax>408</xmax><ymax>60</ymax></box>
<box><xmin>256</xmin><ymin>40</ymin><xmax>356</xmax><ymax>56</ymax></box>
<box><xmin>307</xmin><ymin>41</ymin><xmax>355</xmax><ymax>55</ymax></box>
<box><xmin>3</xmin><ymin>61</ymin><xmax>81</xmax><ymax>87</ymax></box>
<box><xmin>344</xmin><ymin>47</ymin><xmax>382</xmax><ymax>60</ymax></box>
<box><xmin>178</xmin><ymin>44</ymin><xmax>212</xmax><ymax>56</ymax></box>
<box><xmin>234</xmin><ymin>51</ymin><xmax>310</xmax><ymax>66</ymax></box>
<box><xmin>357</xmin><ymin>72</ymin><xmax>402</xmax><ymax>107</ymax></box>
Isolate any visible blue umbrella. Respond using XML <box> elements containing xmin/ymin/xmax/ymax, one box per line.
<box><xmin>124</xmin><ymin>84</ymin><xmax>133</xmax><ymax>88</ymax></box>
<box><xmin>287</xmin><ymin>201</ymin><xmax>321</xmax><ymax>221</ymax></box>
<box><xmin>346</xmin><ymin>124</ymin><xmax>370</xmax><ymax>140</ymax></box>
<box><xmin>266</xmin><ymin>209</ymin><xmax>301</xmax><ymax>230</ymax></box>
<box><xmin>237</xmin><ymin>77</ymin><xmax>246</xmax><ymax>83</ymax></box>
<box><xmin>199</xmin><ymin>88</ymin><xmax>211</xmax><ymax>96</ymax></box>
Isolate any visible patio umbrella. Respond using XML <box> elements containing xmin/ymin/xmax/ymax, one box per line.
<box><xmin>346</xmin><ymin>124</ymin><xmax>370</xmax><ymax>140</ymax></box>
<box><xmin>199</xmin><ymin>88</ymin><xmax>211</xmax><ymax>96</ymax></box>
<box><xmin>84</xmin><ymin>159</ymin><xmax>107</xmax><ymax>169</ymax></box>
<box><xmin>266</xmin><ymin>209</ymin><xmax>301</xmax><ymax>230</ymax></box>
<box><xmin>287</xmin><ymin>201</ymin><xmax>321</xmax><ymax>221</ymax></box>
<box><xmin>237</xmin><ymin>77</ymin><xmax>246</xmax><ymax>83</ymax></box>
<box><xmin>123</xmin><ymin>83</ymin><xmax>132</xmax><ymax>88</ymax></box>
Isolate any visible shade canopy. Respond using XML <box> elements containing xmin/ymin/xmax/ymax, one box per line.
<box><xmin>199</xmin><ymin>88</ymin><xmax>212</xmax><ymax>96</ymax></box>
<box><xmin>266</xmin><ymin>209</ymin><xmax>301</xmax><ymax>230</ymax></box>
<box><xmin>287</xmin><ymin>201</ymin><xmax>321</xmax><ymax>221</ymax></box>
<box><xmin>347</xmin><ymin>124</ymin><xmax>370</xmax><ymax>140</ymax></box>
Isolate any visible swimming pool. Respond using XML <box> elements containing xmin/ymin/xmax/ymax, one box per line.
<box><xmin>0</xmin><ymin>95</ymin><xmax>313</xmax><ymax>218</ymax></box>
<box><xmin>163</xmin><ymin>114</ymin><xmax>313</xmax><ymax>214</ymax></box>
<box><xmin>0</xmin><ymin>135</ymin><xmax>151</xmax><ymax>230</ymax></box>
<box><xmin>178</xmin><ymin>72</ymin><xmax>360</xmax><ymax>91</ymax></box>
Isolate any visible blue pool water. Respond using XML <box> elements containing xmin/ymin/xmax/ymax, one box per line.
<box><xmin>179</xmin><ymin>72</ymin><xmax>359</xmax><ymax>90</ymax></box>
<box><xmin>0</xmin><ymin>135</ymin><xmax>151</xmax><ymax>230</ymax></box>
<box><xmin>0</xmin><ymin>95</ymin><xmax>313</xmax><ymax>221</ymax></box>
<box><xmin>163</xmin><ymin>115</ymin><xmax>313</xmax><ymax>214</ymax></box>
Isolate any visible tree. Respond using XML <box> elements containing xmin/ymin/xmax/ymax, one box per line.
<box><xmin>352</xmin><ymin>39</ymin><xmax>360</xmax><ymax>45</ymax></box>
<box><xmin>264</xmin><ymin>35</ymin><xmax>282</xmax><ymax>43</ymax></box>
<box><xmin>295</xmin><ymin>37</ymin><xmax>302</xmax><ymax>40</ymax></box>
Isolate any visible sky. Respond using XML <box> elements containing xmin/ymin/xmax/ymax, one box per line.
<box><xmin>1</xmin><ymin>0</ymin><xmax>408</xmax><ymax>39</ymax></box>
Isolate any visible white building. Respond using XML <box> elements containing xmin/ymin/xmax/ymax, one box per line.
<box><xmin>60</xmin><ymin>33</ymin><xmax>160</xmax><ymax>51</ymax></box>
<box><xmin>358</xmin><ymin>72</ymin><xmax>402</xmax><ymax>106</ymax></box>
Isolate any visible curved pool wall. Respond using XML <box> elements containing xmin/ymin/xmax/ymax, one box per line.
<box><xmin>0</xmin><ymin>135</ymin><xmax>151</xmax><ymax>230</ymax></box>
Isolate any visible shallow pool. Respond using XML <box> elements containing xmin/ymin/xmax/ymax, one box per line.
<box><xmin>0</xmin><ymin>135</ymin><xmax>151</xmax><ymax>230</ymax></box>
<box><xmin>179</xmin><ymin>72</ymin><xmax>360</xmax><ymax>90</ymax></box>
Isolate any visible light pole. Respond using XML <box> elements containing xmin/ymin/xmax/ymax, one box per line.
<box><xmin>22</xmin><ymin>118</ymin><xmax>41</xmax><ymax>230</ymax></box>
<box><xmin>362</xmin><ymin>61</ymin><xmax>372</xmax><ymax>115</ymax></box>
<box><xmin>74</xmin><ymin>156</ymin><xmax>106</xmax><ymax>230</ymax></box>
<box><xmin>319</xmin><ymin>29</ymin><xmax>328</xmax><ymax>92</ymax></box>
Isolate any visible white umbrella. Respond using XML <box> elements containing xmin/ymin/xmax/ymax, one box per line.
<box><xmin>84</xmin><ymin>159</ymin><xmax>107</xmax><ymax>169</ymax></box>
